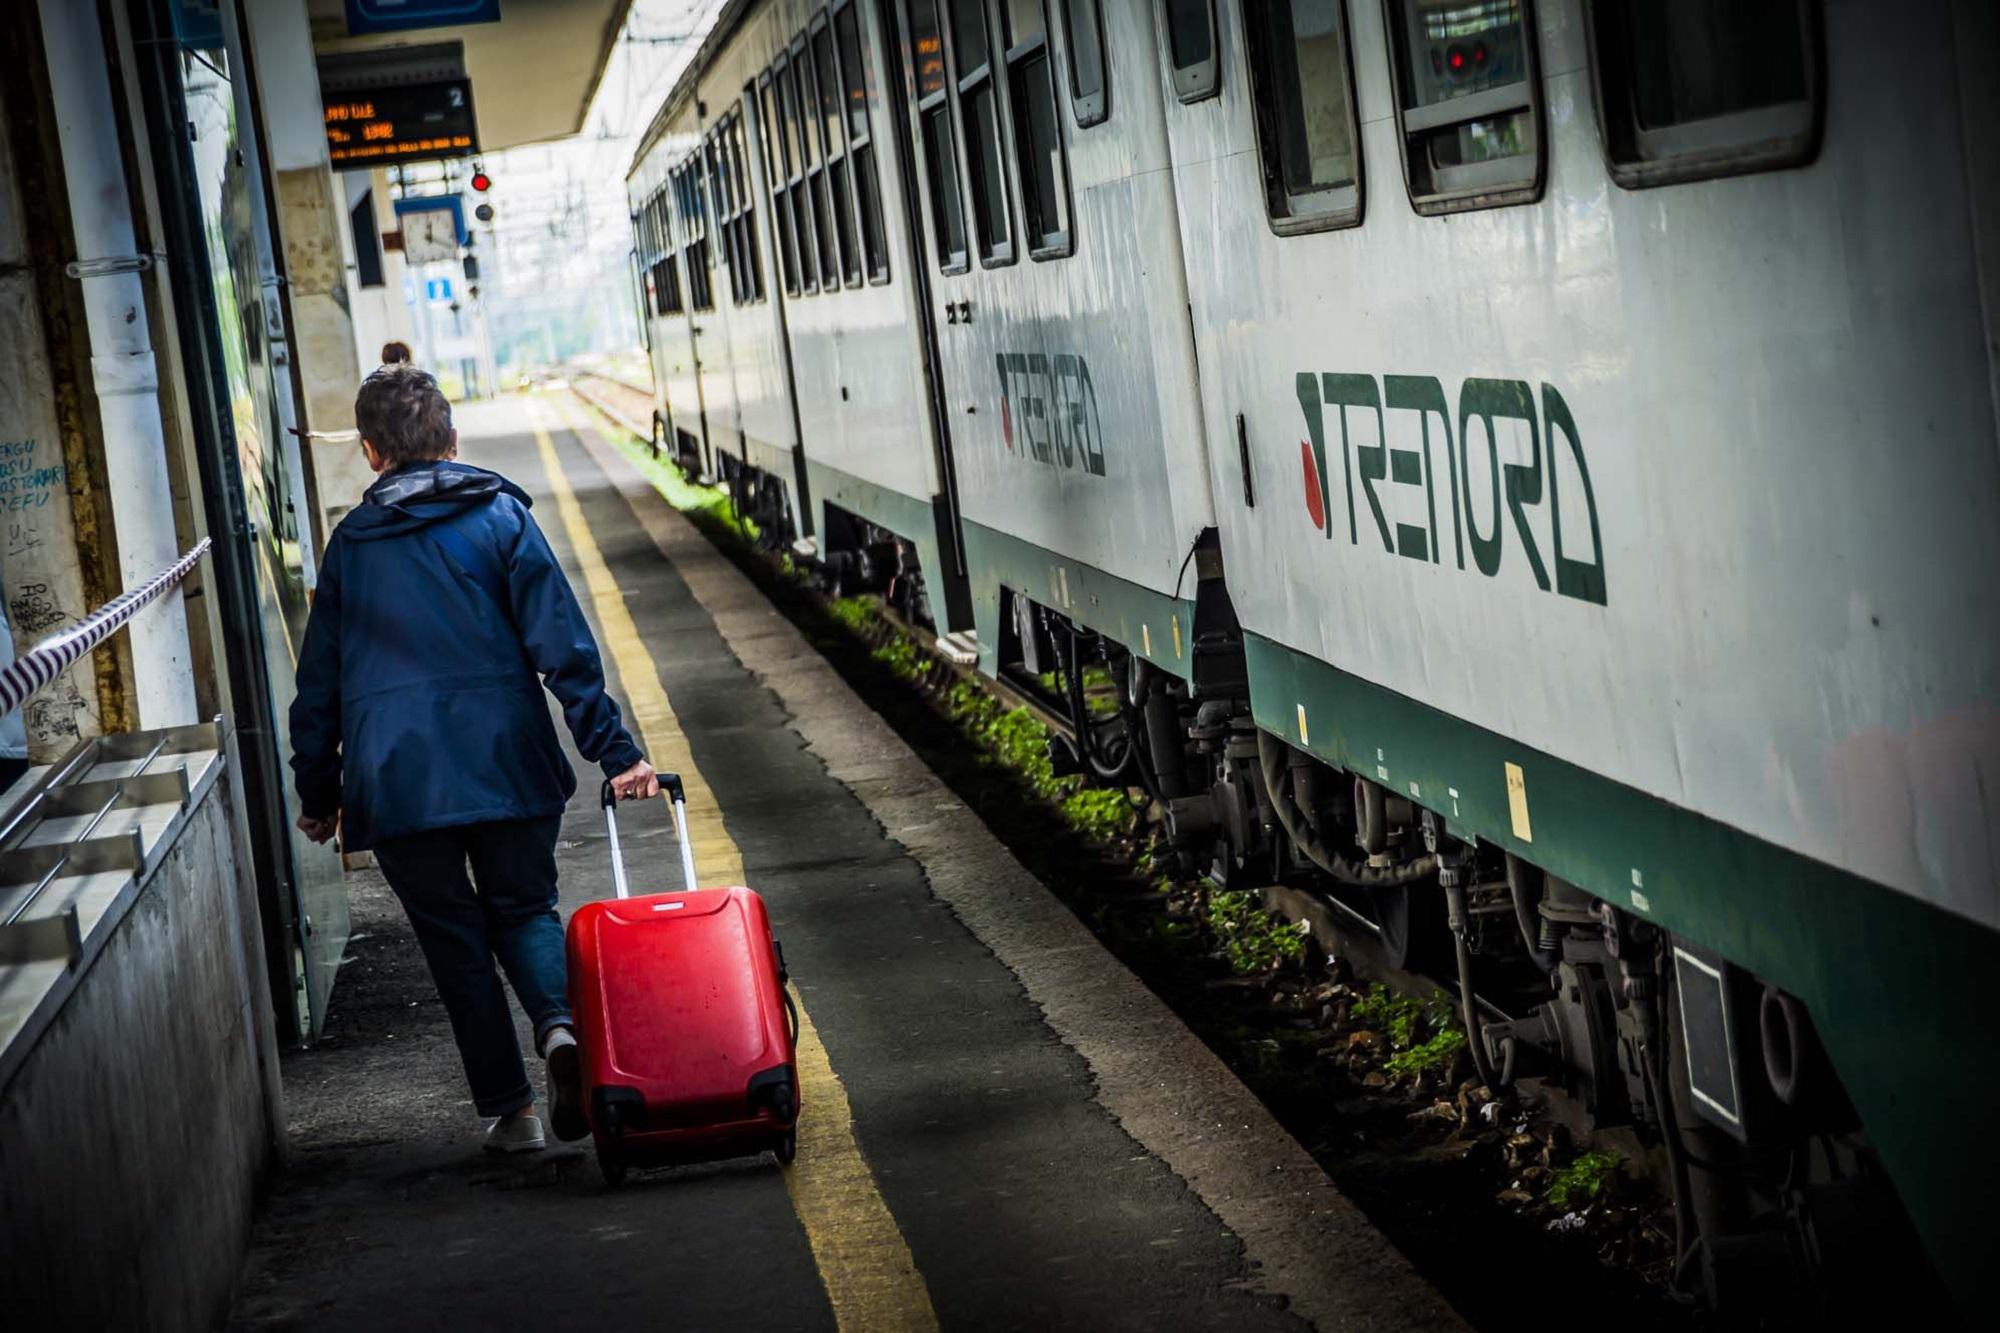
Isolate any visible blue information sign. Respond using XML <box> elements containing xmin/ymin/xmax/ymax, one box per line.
<box><xmin>425</xmin><ymin>278</ymin><xmax>455</xmax><ymax>303</ymax></box>
<box><xmin>345</xmin><ymin>0</ymin><xmax>501</xmax><ymax>36</ymax></box>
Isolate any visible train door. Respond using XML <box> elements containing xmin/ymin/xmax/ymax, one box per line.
<box><xmin>689</xmin><ymin>134</ymin><xmax>744</xmax><ymax>475</ymax></box>
<box><xmin>879</xmin><ymin>0</ymin><xmax>977</xmax><ymax>626</ymax></box>
<box><xmin>660</xmin><ymin>159</ymin><xmax>715</xmax><ymax>478</ymax></box>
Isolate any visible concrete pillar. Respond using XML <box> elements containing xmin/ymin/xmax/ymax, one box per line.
<box><xmin>0</xmin><ymin>89</ymin><xmax>103</xmax><ymax>756</ymax></box>
<box><xmin>243</xmin><ymin>0</ymin><xmax>374</xmax><ymax>534</ymax></box>
<box><xmin>38</xmin><ymin>0</ymin><xmax>198</xmax><ymax>733</ymax></box>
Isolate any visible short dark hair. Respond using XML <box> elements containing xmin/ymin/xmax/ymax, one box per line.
<box><xmin>355</xmin><ymin>364</ymin><xmax>454</xmax><ymax>467</ymax></box>
<box><xmin>380</xmin><ymin>341</ymin><xmax>412</xmax><ymax>364</ymax></box>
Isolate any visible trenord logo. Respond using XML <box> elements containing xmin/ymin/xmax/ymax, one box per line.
<box><xmin>1295</xmin><ymin>372</ymin><xmax>1607</xmax><ymax>606</ymax></box>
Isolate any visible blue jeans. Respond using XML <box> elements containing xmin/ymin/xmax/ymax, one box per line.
<box><xmin>373</xmin><ymin>815</ymin><xmax>571</xmax><ymax>1117</ymax></box>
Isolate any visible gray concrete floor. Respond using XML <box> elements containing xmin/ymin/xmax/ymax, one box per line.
<box><xmin>226</xmin><ymin>398</ymin><xmax>1457</xmax><ymax>1331</ymax></box>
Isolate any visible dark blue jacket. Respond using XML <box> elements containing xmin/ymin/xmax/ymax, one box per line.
<box><xmin>289</xmin><ymin>460</ymin><xmax>643</xmax><ymax>849</ymax></box>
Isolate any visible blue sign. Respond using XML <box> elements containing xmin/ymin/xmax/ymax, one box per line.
<box><xmin>425</xmin><ymin>278</ymin><xmax>455</xmax><ymax>303</ymax></box>
<box><xmin>345</xmin><ymin>0</ymin><xmax>501</xmax><ymax>36</ymax></box>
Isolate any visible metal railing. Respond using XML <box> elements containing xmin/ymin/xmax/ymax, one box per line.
<box><xmin>0</xmin><ymin>541</ymin><xmax>213</xmax><ymax>967</ymax></box>
<box><xmin>0</xmin><ymin>538</ymin><xmax>210</xmax><ymax>717</ymax></box>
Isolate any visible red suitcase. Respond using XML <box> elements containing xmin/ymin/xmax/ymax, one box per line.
<box><xmin>566</xmin><ymin>774</ymin><xmax>799</xmax><ymax>1184</ymax></box>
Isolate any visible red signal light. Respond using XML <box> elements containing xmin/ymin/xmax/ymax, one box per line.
<box><xmin>1447</xmin><ymin>45</ymin><xmax>1466</xmax><ymax>73</ymax></box>
<box><xmin>470</xmin><ymin>170</ymin><xmax>492</xmax><ymax>193</ymax></box>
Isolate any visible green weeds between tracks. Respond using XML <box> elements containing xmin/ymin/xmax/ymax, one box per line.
<box><xmin>1352</xmin><ymin>983</ymin><xmax>1468</xmax><ymax>1076</ymax></box>
<box><xmin>1205</xmin><ymin>890</ymin><xmax>1308</xmax><ymax>973</ymax></box>
<box><xmin>1546</xmin><ymin>1150</ymin><xmax>1622</xmax><ymax>1209</ymax></box>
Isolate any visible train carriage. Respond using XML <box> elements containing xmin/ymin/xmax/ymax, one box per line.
<box><xmin>626</xmin><ymin>0</ymin><xmax>2000</xmax><ymax>1314</ymax></box>
<box><xmin>892</xmin><ymin>0</ymin><xmax>1218</xmax><ymax>682</ymax></box>
<box><xmin>629</xmin><ymin>0</ymin><xmax>961</xmax><ymax>613</ymax></box>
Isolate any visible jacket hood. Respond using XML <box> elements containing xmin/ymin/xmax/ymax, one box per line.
<box><xmin>341</xmin><ymin>461</ymin><xmax>532</xmax><ymax>541</ymax></box>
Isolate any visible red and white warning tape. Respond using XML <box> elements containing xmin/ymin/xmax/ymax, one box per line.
<box><xmin>0</xmin><ymin>539</ymin><xmax>211</xmax><ymax>718</ymax></box>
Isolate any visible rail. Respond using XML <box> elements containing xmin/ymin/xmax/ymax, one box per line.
<box><xmin>0</xmin><ymin>538</ymin><xmax>211</xmax><ymax>717</ymax></box>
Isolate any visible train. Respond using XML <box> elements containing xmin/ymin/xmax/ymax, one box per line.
<box><xmin>624</xmin><ymin>0</ymin><xmax>2000</xmax><ymax>1314</ymax></box>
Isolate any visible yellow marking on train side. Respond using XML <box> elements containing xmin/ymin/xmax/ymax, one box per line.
<box><xmin>1505</xmin><ymin>761</ymin><xmax>1533</xmax><ymax>842</ymax></box>
<box><xmin>527</xmin><ymin>399</ymin><xmax>939</xmax><ymax>1333</ymax></box>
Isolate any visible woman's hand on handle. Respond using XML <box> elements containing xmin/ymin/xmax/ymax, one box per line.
<box><xmin>610</xmin><ymin>758</ymin><xmax>660</xmax><ymax>801</ymax></box>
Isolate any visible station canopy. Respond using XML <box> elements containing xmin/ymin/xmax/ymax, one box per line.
<box><xmin>308</xmin><ymin>0</ymin><xmax>632</xmax><ymax>154</ymax></box>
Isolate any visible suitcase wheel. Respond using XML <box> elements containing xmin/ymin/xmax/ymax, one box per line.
<box><xmin>597</xmin><ymin>1102</ymin><xmax>629</xmax><ymax>1186</ymax></box>
<box><xmin>774</xmin><ymin>1132</ymin><xmax>796</xmax><ymax>1166</ymax></box>
<box><xmin>597</xmin><ymin>1138</ymin><xmax>628</xmax><ymax>1186</ymax></box>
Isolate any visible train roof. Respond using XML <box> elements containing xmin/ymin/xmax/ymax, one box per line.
<box><xmin>627</xmin><ymin>0</ymin><xmax>759</xmax><ymax>182</ymax></box>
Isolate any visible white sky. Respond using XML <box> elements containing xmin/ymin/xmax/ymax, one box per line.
<box><xmin>479</xmin><ymin>0</ymin><xmax>723</xmax><ymax>295</ymax></box>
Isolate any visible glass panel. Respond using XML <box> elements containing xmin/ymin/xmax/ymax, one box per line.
<box><xmin>812</xmin><ymin>26</ymin><xmax>845</xmax><ymax>156</ymax></box>
<box><xmin>761</xmin><ymin>80</ymin><xmax>785</xmax><ymax>175</ymax></box>
<box><xmin>809</xmin><ymin>171</ymin><xmax>835</xmax><ymax>282</ymax></box>
<box><xmin>1254</xmin><ymin>0</ymin><xmax>1361</xmax><ymax>201</ymax></box>
<box><xmin>1394</xmin><ymin>0</ymin><xmax>1529</xmax><ymax>110</ymax></box>
<box><xmin>963</xmin><ymin>82</ymin><xmax>1009</xmax><ymax>256</ymax></box>
<box><xmin>792</xmin><ymin>60</ymin><xmax>820</xmax><ymax>168</ymax></box>
<box><xmin>1067</xmin><ymin>0</ymin><xmax>1105</xmax><ymax>101</ymax></box>
<box><xmin>950</xmin><ymin>0</ymin><xmax>990</xmax><ymax>73</ymax></box>
<box><xmin>909</xmin><ymin>0</ymin><xmax>948</xmax><ymax>98</ymax></box>
<box><xmin>1164</xmin><ymin>0</ymin><xmax>1212</xmax><ymax>69</ymax></box>
<box><xmin>1427</xmin><ymin>110</ymin><xmax>1527</xmax><ymax>165</ymax></box>
<box><xmin>1625</xmin><ymin>0</ymin><xmax>1806</xmax><ymax>129</ymax></box>
<box><xmin>837</xmin><ymin>4</ymin><xmax>871</xmax><ymax>138</ymax></box>
<box><xmin>1014</xmin><ymin>49</ymin><xmax>1067</xmax><ymax>245</ymax></box>
<box><xmin>830</xmin><ymin>158</ymin><xmax>861</xmax><ymax>283</ymax></box>
<box><xmin>774</xmin><ymin>66</ymin><xmax>799</xmax><ymax>174</ymax></box>
<box><xmin>776</xmin><ymin>191</ymin><xmax>800</xmax><ymax>290</ymax></box>
<box><xmin>855</xmin><ymin>145</ymin><xmax>888</xmax><ymax>277</ymax></box>
<box><xmin>794</xmin><ymin>184</ymin><xmax>820</xmax><ymax>287</ymax></box>
<box><xmin>1004</xmin><ymin>0</ymin><xmax>1045</xmax><ymax>47</ymax></box>
<box><xmin>922</xmin><ymin>105</ymin><xmax>968</xmax><ymax>262</ymax></box>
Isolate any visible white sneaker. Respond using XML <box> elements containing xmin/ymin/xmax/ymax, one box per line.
<box><xmin>543</xmin><ymin>1026</ymin><xmax>587</xmax><ymax>1143</ymax></box>
<box><xmin>483</xmin><ymin>1112</ymin><xmax>546</xmax><ymax>1154</ymax></box>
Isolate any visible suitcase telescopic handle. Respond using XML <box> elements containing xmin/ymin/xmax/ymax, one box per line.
<box><xmin>600</xmin><ymin>773</ymin><xmax>698</xmax><ymax>899</ymax></box>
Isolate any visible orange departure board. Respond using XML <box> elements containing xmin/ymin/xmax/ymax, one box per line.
<box><xmin>323</xmin><ymin>78</ymin><xmax>478</xmax><ymax>168</ymax></box>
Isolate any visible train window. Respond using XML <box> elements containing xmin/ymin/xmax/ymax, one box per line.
<box><xmin>907</xmin><ymin>0</ymin><xmax>969</xmax><ymax>272</ymax></box>
<box><xmin>776</xmin><ymin>53</ymin><xmax>821</xmax><ymax>292</ymax></box>
<box><xmin>1162</xmin><ymin>0</ymin><xmax>1219</xmax><ymax>102</ymax></box>
<box><xmin>792</xmin><ymin>39</ymin><xmax>841</xmax><ymax>288</ymax></box>
<box><xmin>676</xmin><ymin>159</ymin><xmax>715</xmax><ymax>312</ymax></box>
<box><xmin>732</xmin><ymin>116</ymin><xmax>765</xmax><ymax>301</ymax></box>
<box><xmin>950</xmin><ymin>0</ymin><xmax>989</xmax><ymax>71</ymax></box>
<box><xmin>834</xmin><ymin>2</ymin><xmax>891</xmax><ymax>282</ymax></box>
<box><xmin>1243</xmin><ymin>0</ymin><xmax>1363</xmax><ymax>232</ymax></box>
<box><xmin>728</xmin><ymin>115</ymin><xmax>764</xmax><ymax>304</ymax></box>
<box><xmin>1383</xmin><ymin>0</ymin><xmax>1544</xmax><ymax>215</ymax></box>
<box><xmin>656</xmin><ymin>257</ymin><xmax>683</xmax><ymax>316</ymax></box>
<box><xmin>1004</xmin><ymin>1</ymin><xmax>1072</xmax><ymax>255</ymax></box>
<box><xmin>923</xmin><ymin>107</ymin><xmax>970</xmax><ymax>270</ymax></box>
<box><xmin>758</xmin><ymin>74</ymin><xmax>802</xmax><ymax>295</ymax></box>
<box><xmin>1065</xmin><ymin>0</ymin><xmax>1109</xmax><ymax>126</ymax></box>
<box><xmin>811</xmin><ymin>18</ymin><xmax>862</xmax><ymax>286</ymax></box>
<box><xmin>713</xmin><ymin>109</ymin><xmax>765</xmax><ymax>306</ymax></box>
<box><xmin>947</xmin><ymin>0</ymin><xmax>1014</xmax><ymax>263</ymax></box>
<box><xmin>1586</xmin><ymin>0</ymin><xmax>1821</xmax><ymax>189</ymax></box>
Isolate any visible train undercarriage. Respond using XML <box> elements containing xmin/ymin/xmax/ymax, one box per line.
<box><xmin>989</xmin><ymin>534</ymin><xmax>1944</xmax><ymax>1321</ymax></box>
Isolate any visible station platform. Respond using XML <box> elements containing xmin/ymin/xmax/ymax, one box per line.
<box><xmin>227</xmin><ymin>395</ymin><xmax>1459</xmax><ymax>1332</ymax></box>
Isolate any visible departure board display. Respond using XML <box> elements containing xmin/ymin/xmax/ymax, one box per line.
<box><xmin>323</xmin><ymin>79</ymin><xmax>478</xmax><ymax>168</ymax></box>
